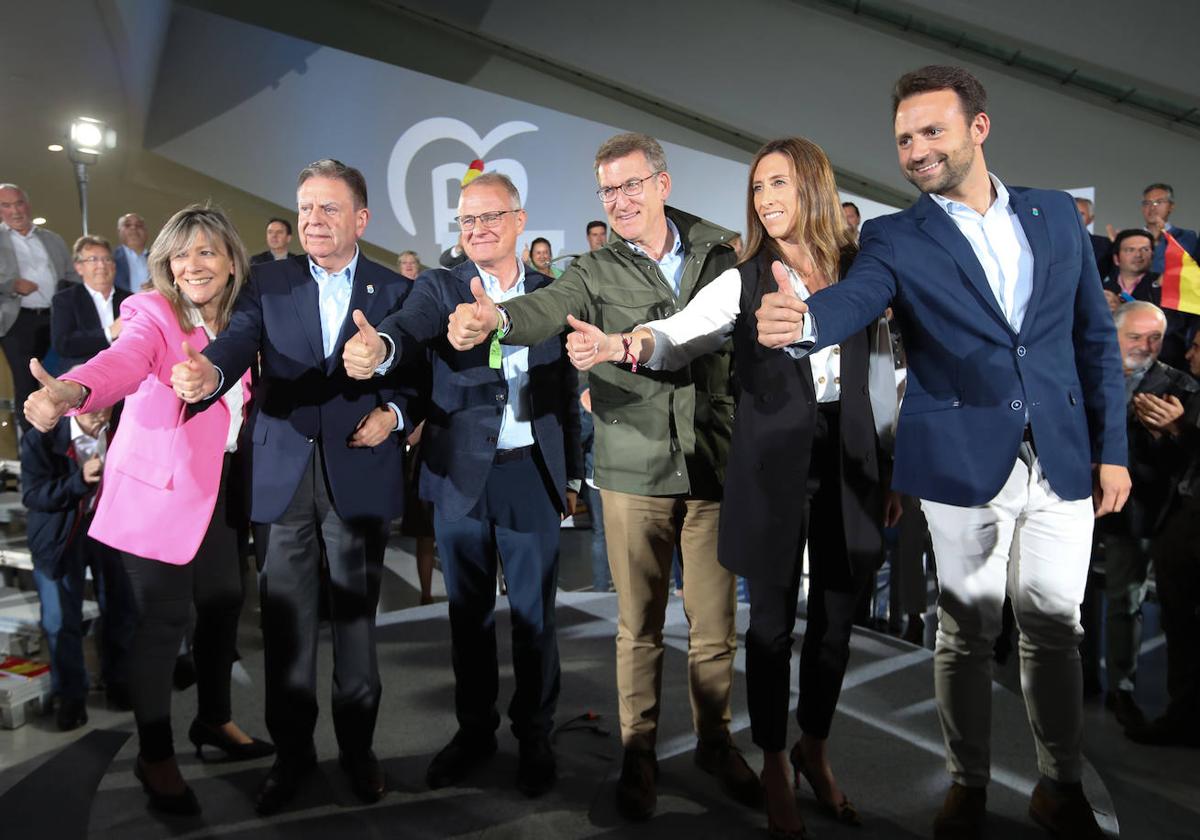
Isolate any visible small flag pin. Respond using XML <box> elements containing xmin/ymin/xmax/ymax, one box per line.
<box><xmin>366</xmin><ymin>284</ymin><xmax>375</xmax><ymax>294</ymax></box>
<box><xmin>1031</xmin><ymin>208</ymin><xmax>1040</xmax><ymax>216</ymax></box>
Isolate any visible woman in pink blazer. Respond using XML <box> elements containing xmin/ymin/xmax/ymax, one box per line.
<box><xmin>25</xmin><ymin>205</ymin><xmax>272</xmax><ymax>815</ymax></box>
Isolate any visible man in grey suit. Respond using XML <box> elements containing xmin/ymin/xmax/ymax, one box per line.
<box><xmin>0</xmin><ymin>184</ymin><xmax>76</xmax><ymax>428</ymax></box>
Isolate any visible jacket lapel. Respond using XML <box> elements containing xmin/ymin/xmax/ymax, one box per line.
<box><xmin>914</xmin><ymin>194</ymin><xmax>1012</xmax><ymax>336</ymax></box>
<box><xmin>327</xmin><ymin>258</ymin><xmax>376</xmax><ymax>375</ymax></box>
<box><xmin>1009</xmin><ymin>190</ymin><xmax>1051</xmax><ymax>342</ymax></box>
<box><xmin>287</xmin><ymin>256</ymin><xmax>326</xmax><ymax>366</ymax></box>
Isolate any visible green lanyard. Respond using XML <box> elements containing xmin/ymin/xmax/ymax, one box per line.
<box><xmin>489</xmin><ymin>332</ymin><xmax>502</xmax><ymax>369</ymax></box>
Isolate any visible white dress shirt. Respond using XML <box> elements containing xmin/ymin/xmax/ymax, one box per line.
<box><xmin>928</xmin><ymin>173</ymin><xmax>1034</xmax><ymax>333</ymax></box>
<box><xmin>9</xmin><ymin>226</ymin><xmax>56</xmax><ymax>308</ymax></box>
<box><xmin>643</xmin><ymin>265</ymin><xmax>842</xmax><ymax>402</ymax></box>
<box><xmin>84</xmin><ymin>284</ymin><xmax>118</xmax><ymax>344</ymax></box>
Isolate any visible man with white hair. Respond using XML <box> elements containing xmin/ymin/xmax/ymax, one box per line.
<box><xmin>0</xmin><ymin>183</ymin><xmax>76</xmax><ymax>428</ymax></box>
<box><xmin>1099</xmin><ymin>301</ymin><xmax>1199</xmax><ymax>729</ymax></box>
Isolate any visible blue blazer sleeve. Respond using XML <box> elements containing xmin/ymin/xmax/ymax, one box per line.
<box><xmin>198</xmin><ymin>274</ymin><xmax>265</xmax><ymax>406</ymax></box>
<box><xmin>805</xmin><ymin>221</ymin><xmax>898</xmax><ymax>351</ymax></box>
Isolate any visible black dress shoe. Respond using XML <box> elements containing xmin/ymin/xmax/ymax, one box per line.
<box><xmin>1125</xmin><ymin>714</ymin><xmax>1200</xmax><ymax>748</ymax></box>
<box><xmin>188</xmin><ymin>719</ymin><xmax>276</xmax><ymax>762</ymax></box>
<box><xmin>339</xmin><ymin>749</ymin><xmax>386</xmax><ymax>803</ymax></box>
<box><xmin>425</xmin><ymin>730</ymin><xmax>497</xmax><ymax>789</ymax></box>
<box><xmin>255</xmin><ymin>753</ymin><xmax>317</xmax><ymax>816</ymax></box>
<box><xmin>1105</xmin><ymin>689</ymin><xmax>1146</xmax><ymax>730</ymax></box>
<box><xmin>1028</xmin><ymin>779</ymin><xmax>1104</xmax><ymax>840</ymax></box>
<box><xmin>56</xmin><ymin>696</ymin><xmax>88</xmax><ymax>731</ymax></box>
<box><xmin>134</xmin><ymin>756</ymin><xmax>201</xmax><ymax>817</ymax></box>
<box><xmin>616</xmin><ymin>747</ymin><xmax>658</xmax><ymax>821</ymax></box>
<box><xmin>516</xmin><ymin>735</ymin><xmax>556</xmax><ymax>797</ymax></box>
<box><xmin>694</xmin><ymin>736</ymin><xmax>763</xmax><ymax>808</ymax></box>
<box><xmin>105</xmin><ymin>684</ymin><xmax>133</xmax><ymax>711</ymax></box>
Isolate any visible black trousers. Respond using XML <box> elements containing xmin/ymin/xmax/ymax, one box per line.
<box><xmin>745</xmin><ymin>402</ymin><xmax>872</xmax><ymax>750</ymax></box>
<box><xmin>432</xmin><ymin>447</ymin><xmax>562</xmax><ymax>741</ymax></box>
<box><xmin>257</xmin><ymin>449</ymin><xmax>387</xmax><ymax>762</ymax></box>
<box><xmin>1151</xmin><ymin>496</ymin><xmax>1200</xmax><ymax>731</ymax></box>
<box><xmin>122</xmin><ymin>455</ymin><xmax>246</xmax><ymax>761</ymax></box>
<box><xmin>1</xmin><ymin>307</ymin><xmax>51</xmax><ymax>430</ymax></box>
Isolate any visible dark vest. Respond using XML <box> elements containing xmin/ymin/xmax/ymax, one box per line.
<box><xmin>717</xmin><ymin>252</ymin><xmax>885</xmax><ymax>585</ymax></box>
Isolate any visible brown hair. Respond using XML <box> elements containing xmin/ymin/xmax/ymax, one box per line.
<box><xmin>892</xmin><ymin>65</ymin><xmax>988</xmax><ymax>121</ymax></box>
<box><xmin>594</xmin><ymin>132</ymin><xmax>668</xmax><ymax>177</ymax></box>
<box><xmin>72</xmin><ymin>235</ymin><xmax>113</xmax><ymax>261</ymax></box>
<box><xmin>147</xmin><ymin>204</ymin><xmax>249</xmax><ymax>334</ymax></box>
<box><xmin>296</xmin><ymin>159</ymin><xmax>369</xmax><ymax>209</ymax></box>
<box><xmin>739</xmin><ymin>138</ymin><xmax>857</xmax><ymax>285</ymax></box>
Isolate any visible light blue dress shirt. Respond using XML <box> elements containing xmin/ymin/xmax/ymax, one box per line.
<box><xmin>309</xmin><ymin>248</ymin><xmax>360</xmax><ymax>358</ymax></box>
<box><xmin>625</xmin><ymin>219</ymin><xmax>685</xmax><ymax>296</ymax></box>
<box><xmin>480</xmin><ymin>258</ymin><xmax>535</xmax><ymax>450</ymax></box>
<box><xmin>118</xmin><ymin>244</ymin><xmax>149</xmax><ymax>290</ymax></box>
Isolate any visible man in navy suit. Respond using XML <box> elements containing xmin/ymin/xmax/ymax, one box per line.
<box><xmin>757</xmin><ymin>66</ymin><xmax>1130</xmax><ymax>840</ymax></box>
<box><xmin>343</xmin><ymin>172</ymin><xmax>582</xmax><ymax>797</ymax></box>
<box><xmin>171</xmin><ymin>159</ymin><xmax>420</xmax><ymax>814</ymax></box>
<box><xmin>51</xmin><ymin>235</ymin><xmax>132</xmax><ymax>369</ymax></box>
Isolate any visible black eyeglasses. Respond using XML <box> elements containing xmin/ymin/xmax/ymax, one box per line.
<box><xmin>596</xmin><ymin>171</ymin><xmax>663</xmax><ymax>203</ymax></box>
<box><xmin>455</xmin><ymin>210</ymin><xmax>520</xmax><ymax>230</ymax></box>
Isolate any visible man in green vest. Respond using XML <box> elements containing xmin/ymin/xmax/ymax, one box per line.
<box><xmin>445</xmin><ymin>133</ymin><xmax>760</xmax><ymax>820</ymax></box>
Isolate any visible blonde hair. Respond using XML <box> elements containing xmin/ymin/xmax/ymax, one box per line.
<box><xmin>148</xmin><ymin>204</ymin><xmax>249</xmax><ymax>334</ymax></box>
<box><xmin>740</xmin><ymin>138</ymin><xmax>857</xmax><ymax>284</ymax></box>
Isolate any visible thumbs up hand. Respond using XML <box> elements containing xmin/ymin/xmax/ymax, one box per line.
<box><xmin>24</xmin><ymin>358</ymin><xmax>87</xmax><ymax>432</ymax></box>
<box><xmin>756</xmin><ymin>260</ymin><xmax>810</xmax><ymax>349</ymax></box>
<box><xmin>343</xmin><ymin>309</ymin><xmax>388</xmax><ymax>380</ymax></box>
<box><xmin>565</xmin><ymin>314</ymin><xmax>618</xmax><ymax>371</ymax></box>
<box><xmin>448</xmin><ymin>276</ymin><xmax>500</xmax><ymax>350</ymax></box>
<box><xmin>170</xmin><ymin>341</ymin><xmax>219</xmax><ymax>404</ymax></box>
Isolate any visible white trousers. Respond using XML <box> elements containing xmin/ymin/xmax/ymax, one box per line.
<box><xmin>921</xmin><ymin>445</ymin><xmax>1094</xmax><ymax>787</ymax></box>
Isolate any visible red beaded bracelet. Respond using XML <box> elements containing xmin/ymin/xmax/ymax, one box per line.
<box><xmin>621</xmin><ymin>333</ymin><xmax>638</xmax><ymax>373</ymax></box>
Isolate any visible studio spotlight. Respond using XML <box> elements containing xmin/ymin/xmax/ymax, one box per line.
<box><xmin>67</xmin><ymin>116</ymin><xmax>117</xmax><ymax>235</ymax></box>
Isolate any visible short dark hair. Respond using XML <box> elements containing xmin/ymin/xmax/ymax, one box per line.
<box><xmin>297</xmin><ymin>159</ymin><xmax>368</xmax><ymax>209</ymax></box>
<box><xmin>267</xmin><ymin>217</ymin><xmax>292</xmax><ymax>236</ymax></box>
<box><xmin>529</xmin><ymin>237</ymin><xmax>551</xmax><ymax>253</ymax></box>
<box><xmin>1142</xmin><ymin>182</ymin><xmax>1174</xmax><ymax>201</ymax></box>
<box><xmin>586</xmin><ymin>220</ymin><xmax>607</xmax><ymax>234</ymax></box>
<box><xmin>841</xmin><ymin>201</ymin><xmax>860</xmax><ymax>213</ymax></box>
<box><xmin>1113</xmin><ymin>228</ymin><xmax>1153</xmax><ymax>253</ymax></box>
<box><xmin>892</xmin><ymin>65</ymin><xmax>988</xmax><ymax>122</ymax></box>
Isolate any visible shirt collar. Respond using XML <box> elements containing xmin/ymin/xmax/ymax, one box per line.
<box><xmin>929</xmin><ymin>173</ymin><xmax>1011</xmax><ymax>219</ymax></box>
<box><xmin>477</xmin><ymin>256</ymin><xmax>526</xmax><ymax>297</ymax></box>
<box><xmin>119</xmin><ymin>244</ymin><xmax>148</xmax><ymax>258</ymax></box>
<box><xmin>4</xmin><ymin>222</ymin><xmax>39</xmax><ymax>240</ymax></box>
<box><xmin>84</xmin><ymin>283</ymin><xmax>113</xmax><ymax>304</ymax></box>
<box><xmin>624</xmin><ymin>218</ymin><xmax>683</xmax><ymax>261</ymax></box>
<box><xmin>68</xmin><ymin>416</ymin><xmax>105</xmax><ymax>443</ymax></box>
<box><xmin>308</xmin><ymin>246</ymin><xmax>360</xmax><ymax>283</ymax></box>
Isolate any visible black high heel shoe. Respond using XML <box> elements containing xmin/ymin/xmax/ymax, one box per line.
<box><xmin>188</xmin><ymin>719</ymin><xmax>276</xmax><ymax>762</ymax></box>
<box><xmin>133</xmin><ymin>755</ymin><xmax>201</xmax><ymax>816</ymax></box>
<box><xmin>790</xmin><ymin>741</ymin><xmax>861</xmax><ymax>826</ymax></box>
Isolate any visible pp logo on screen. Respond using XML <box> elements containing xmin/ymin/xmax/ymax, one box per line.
<box><xmin>387</xmin><ymin>118</ymin><xmax>538</xmax><ymax>250</ymax></box>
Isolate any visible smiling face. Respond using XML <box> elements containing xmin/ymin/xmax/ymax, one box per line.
<box><xmin>596</xmin><ymin>151</ymin><xmax>670</xmax><ymax>248</ymax></box>
<box><xmin>398</xmin><ymin>253</ymin><xmax>420</xmax><ymax>279</ymax></box>
<box><xmin>75</xmin><ymin>243</ymin><xmax>116</xmax><ymax>295</ymax></box>
<box><xmin>1117</xmin><ymin>308</ymin><xmax>1164</xmax><ymax>373</ymax></box>
<box><xmin>0</xmin><ymin>187</ymin><xmax>33</xmax><ymax>234</ymax></box>
<box><xmin>170</xmin><ymin>229</ymin><xmax>233</xmax><ymax>321</ymax></box>
<box><xmin>894</xmin><ymin>89</ymin><xmax>986</xmax><ymax>197</ymax></box>
<box><xmin>587</xmin><ymin>224</ymin><xmax>607</xmax><ymax>250</ymax></box>
<box><xmin>118</xmin><ymin>214</ymin><xmax>148</xmax><ymax>252</ymax></box>
<box><xmin>458</xmin><ymin>182</ymin><xmax>525</xmax><ymax>273</ymax></box>
<box><xmin>752</xmin><ymin>152</ymin><xmax>801</xmax><ymax>245</ymax></box>
<box><xmin>530</xmin><ymin>241</ymin><xmax>552</xmax><ymax>271</ymax></box>
<box><xmin>297</xmin><ymin>176</ymin><xmax>369</xmax><ymax>270</ymax></box>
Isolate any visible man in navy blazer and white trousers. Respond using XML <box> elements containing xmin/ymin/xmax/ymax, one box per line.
<box><xmin>172</xmin><ymin>160</ymin><xmax>420</xmax><ymax>815</ymax></box>
<box><xmin>343</xmin><ymin>172</ymin><xmax>582</xmax><ymax>799</ymax></box>
<box><xmin>757</xmin><ymin>67</ymin><xmax>1130</xmax><ymax>840</ymax></box>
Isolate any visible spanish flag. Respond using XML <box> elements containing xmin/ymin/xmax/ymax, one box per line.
<box><xmin>462</xmin><ymin>159</ymin><xmax>485</xmax><ymax>186</ymax></box>
<box><xmin>1161</xmin><ymin>231</ymin><xmax>1200</xmax><ymax>315</ymax></box>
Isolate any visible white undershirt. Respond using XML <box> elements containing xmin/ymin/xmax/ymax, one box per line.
<box><xmin>642</xmin><ymin>265</ymin><xmax>842</xmax><ymax>402</ymax></box>
<box><xmin>84</xmin><ymin>284</ymin><xmax>117</xmax><ymax>344</ymax></box>
<box><xmin>8</xmin><ymin>227</ymin><xmax>57</xmax><ymax>308</ymax></box>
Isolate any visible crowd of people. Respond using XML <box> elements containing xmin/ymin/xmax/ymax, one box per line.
<box><xmin>1</xmin><ymin>62</ymin><xmax>1198</xmax><ymax>840</ymax></box>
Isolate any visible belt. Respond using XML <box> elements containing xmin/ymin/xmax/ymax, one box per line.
<box><xmin>20</xmin><ymin>307</ymin><xmax>50</xmax><ymax>315</ymax></box>
<box><xmin>494</xmin><ymin>444</ymin><xmax>535</xmax><ymax>464</ymax></box>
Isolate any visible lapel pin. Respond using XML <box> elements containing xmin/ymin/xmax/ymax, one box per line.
<box><xmin>366</xmin><ymin>284</ymin><xmax>375</xmax><ymax>294</ymax></box>
<box><xmin>1031</xmin><ymin>208</ymin><xmax>1040</xmax><ymax>216</ymax></box>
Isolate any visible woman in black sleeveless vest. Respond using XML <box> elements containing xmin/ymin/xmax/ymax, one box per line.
<box><xmin>564</xmin><ymin>138</ymin><xmax>901</xmax><ymax>838</ymax></box>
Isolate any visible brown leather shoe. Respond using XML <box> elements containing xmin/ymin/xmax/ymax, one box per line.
<box><xmin>932</xmin><ymin>783</ymin><xmax>986</xmax><ymax>840</ymax></box>
<box><xmin>616</xmin><ymin>748</ymin><xmax>658</xmax><ymax>820</ymax></box>
<box><xmin>1028</xmin><ymin>779</ymin><xmax>1104</xmax><ymax>839</ymax></box>
<box><xmin>694</xmin><ymin>736</ymin><xmax>764</xmax><ymax>808</ymax></box>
